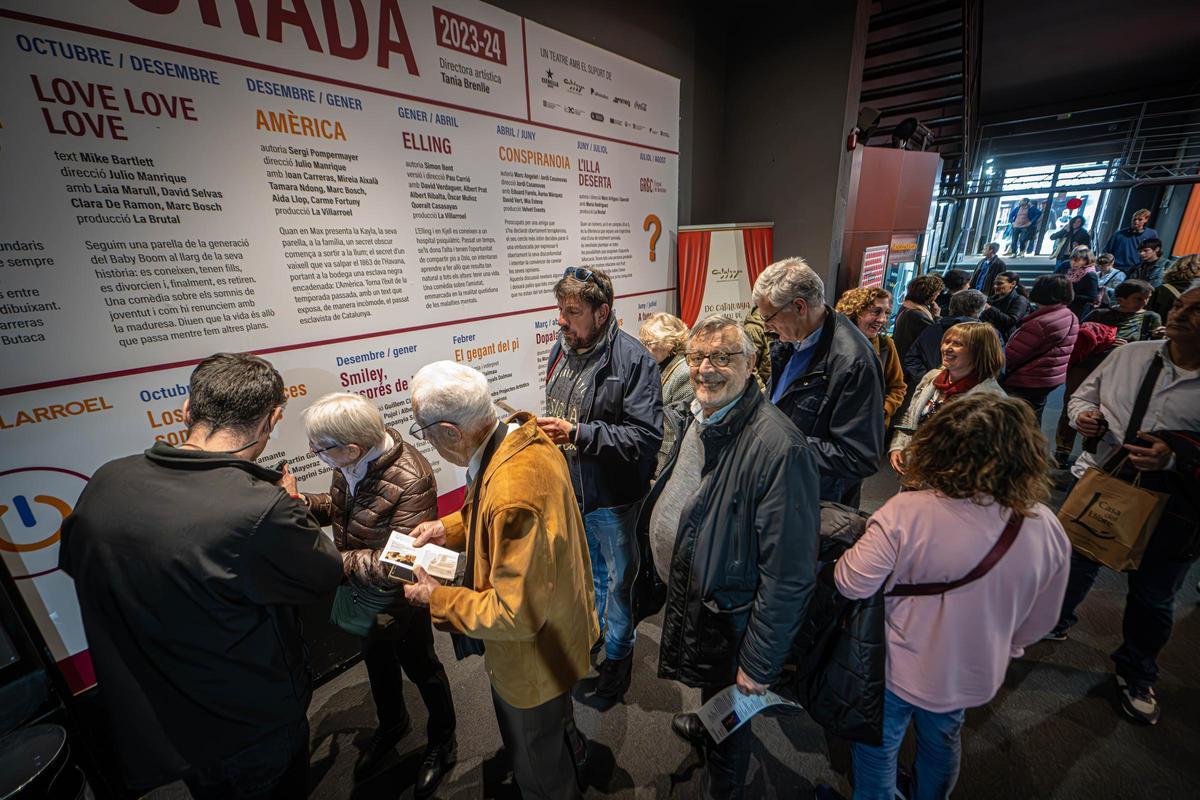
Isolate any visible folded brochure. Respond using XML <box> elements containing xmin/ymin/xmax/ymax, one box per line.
<box><xmin>696</xmin><ymin>685</ymin><xmax>801</xmax><ymax>744</ymax></box>
<box><xmin>379</xmin><ymin>531</ymin><xmax>464</xmax><ymax>584</ymax></box>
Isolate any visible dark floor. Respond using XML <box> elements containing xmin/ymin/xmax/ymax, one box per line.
<box><xmin>153</xmin><ymin>386</ymin><xmax>1200</xmax><ymax>798</ymax></box>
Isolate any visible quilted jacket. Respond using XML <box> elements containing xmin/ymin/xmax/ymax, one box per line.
<box><xmin>1003</xmin><ymin>304</ymin><xmax>1079</xmax><ymax>389</ymax></box>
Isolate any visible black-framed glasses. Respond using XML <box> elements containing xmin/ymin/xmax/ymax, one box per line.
<box><xmin>685</xmin><ymin>351</ymin><xmax>742</xmax><ymax>368</ymax></box>
<box><xmin>562</xmin><ymin>266</ymin><xmax>595</xmax><ymax>283</ymax></box>
<box><xmin>409</xmin><ymin>419</ymin><xmax>453</xmax><ymax>441</ymax></box>
<box><xmin>309</xmin><ymin>442</ymin><xmax>343</xmax><ymax>456</ymax></box>
<box><xmin>762</xmin><ymin>297</ymin><xmax>797</xmax><ymax>324</ymax></box>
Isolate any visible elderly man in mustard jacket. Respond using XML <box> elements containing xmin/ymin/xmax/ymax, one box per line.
<box><xmin>403</xmin><ymin>361</ymin><xmax>598</xmax><ymax>800</ymax></box>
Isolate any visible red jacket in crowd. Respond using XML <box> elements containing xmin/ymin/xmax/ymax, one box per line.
<box><xmin>1003</xmin><ymin>304</ymin><xmax>1079</xmax><ymax>388</ymax></box>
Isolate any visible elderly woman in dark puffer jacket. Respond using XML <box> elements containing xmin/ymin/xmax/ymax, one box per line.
<box><xmin>294</xmin><ymin>392</ymin><xmax>456</xmax><ymax>794</ymax></box>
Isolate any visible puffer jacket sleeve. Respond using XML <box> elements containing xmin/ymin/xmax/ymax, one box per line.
<box><xmin>737</xmin><ymin>441</ymin><xmax>821</xmax><ymax>685</ymax></box>
<box><xmin>306</xmin><ymin>492</ymin><xmax>333</xmax><ymax>526</ymax></box>
<box><xmin>1004</xmin><ymin>314</ymin><xmax>1043</xmax><ymax>372</ymax></box>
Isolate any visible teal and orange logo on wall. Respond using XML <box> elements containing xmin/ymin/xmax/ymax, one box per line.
<box><xmin>0</xmin><ymin>467</ymin><xmax>89</xmax><ymax>578</ymax></box>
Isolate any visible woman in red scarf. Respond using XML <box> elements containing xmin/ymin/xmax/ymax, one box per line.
<box><xmin>889</xmin><ymin>321</ymin><xmax>1007</xmax><ymax>473</ymax></box>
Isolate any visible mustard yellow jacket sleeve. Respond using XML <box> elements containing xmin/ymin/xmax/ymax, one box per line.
<box><xmin>429</xmin><ymin>504</ymin><xmax>550</xmax><ymax>642</ymax></box>
<box><xmin>878</xmin><ymin>335</ymin><xmax>907</xmax><ymax>428</ymax></box>
<box><xmin>441</xmin><ymin>509</ymin><xmax>467</xmax><ymax>551</ymax></box>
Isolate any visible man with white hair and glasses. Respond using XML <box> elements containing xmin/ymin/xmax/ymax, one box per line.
<box><xmin>753</xmin><ymin>257</ymin><xmax>885</xmax><ymax>505</ymax></box>
<box><xmin>401</xmin><ymin>362</ymin><xmax>599</xmax><ymax>799</ymax></box>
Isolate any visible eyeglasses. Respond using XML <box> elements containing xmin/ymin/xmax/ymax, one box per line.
<box><xmin>309</xmin><ymin>442</ymin><xmax>343</xmax><ymax>456</ymax></box>
<box><xmin>562</xmin><ymin>266</ymin><xmax>595</xmax><ymax>283</ymax></box>
<box><xmin>409</xmin><ymin>419</ymin><xmax>453</xmax><ymax>441</ymax></box>
<box><xmin>685</xmin><ymin>351</ymin><xmax>742</xmax><ymax>368</ymax></box>
<box><xmin>762</xmin><ymin>297</ymin><xmax>797</xmax><ymax>324</ymax></box>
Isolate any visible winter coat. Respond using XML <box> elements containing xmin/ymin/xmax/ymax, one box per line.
<box><xmin>546</xmin><ymin>319</ymin><xmax>663</xmax><ymax>511</ymax></box>
<box><xmin>656</xmin><ymin>353</ymin><xmax>694</xmax><ymax>477</ymax></box>
<box><xmin>892</xmin><ymin>304</ymin><xmax>934</xmax><ymax>362</ymax></box>
<box><xmin>901</xmin><ymin>315</ymin><xmax>977</xmax><ymax>384</ymax></box>
<box><xmin>653</xmin><ymin>380</ymin><xmax>820</xmax><ymax>688</ymax></box>
<box><xmin>873</xmin><ymin>333</ymin><xmax>907</xmax><ymax>427</ymax></box>
<box><xmin>981</xmin><ymin>290</ymin><xmax>1030</xmax><ymax>340</ymax></box>
<box><xmin>59</xmin><ymin>444</ymin><xmax>343</xmax><ymax>790</ymax></box>
<box><xmin>1049</xmin><ymin>225</ymin><xmax>1091</xmax><ymax>260</ymax></box>
<box><xmin>431</xmin><ymin>413</ymin><xmax>599</xmax><ymax>708</ymax></box>
<box><xmin>1067</xmin><ymin>271</ymin><xmax>1100</xmax><ymax>318</ymax></box>
<box><xmin>1003</xmin><ymin>304</ymin><xmax>1079</xmax><ymax>388</ymax></box>
<box><xmin>787</xmin><ymin>502</ymin><xmax>885</xmax><ymax>745</ymax></box>
<box><xmin>305</xmin><ymin>429</ymin><xmax>437</xmax><ymax>599</ymax></box>
<box><xmin>968</xmin><ymin>256</ymin><xmax>1006</xmax><ymax>293</ymax></box>
<box><xmin>1069</xmin><ymin>322</ymin><xmax>1117</xmax><ymax>366</ymax></box>
<box><xmin>768</xmin><ymin>308</ymin><xmax>885</xmax><ymax>501</ymax></box>
<box><xmin>889</xmin><ymin>369</ymin><xmax>1006</xmax><ymax>454</ymax></box>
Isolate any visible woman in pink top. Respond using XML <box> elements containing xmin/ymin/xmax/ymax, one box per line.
<box><xmin>835</xmin><ymin>395</ymin><xmax>1070</xmax><ymax>800</ymax></box>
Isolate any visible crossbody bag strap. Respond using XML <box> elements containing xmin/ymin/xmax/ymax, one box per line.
<box><xmin>1100</xmin><ymin>350</ymin><xmax>1165</xmax><ymax>472</ymax></box>
<box><xmin>887</xmin><ymin>511</ymin><xmax>1024</xmax><ymax>597</ymax></box>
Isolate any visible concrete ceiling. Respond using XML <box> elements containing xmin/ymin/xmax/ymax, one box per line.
<box><xmin>980</xmin><ymin>0</ymin><xmax>1200</xmax><ymax>121</ymax></box>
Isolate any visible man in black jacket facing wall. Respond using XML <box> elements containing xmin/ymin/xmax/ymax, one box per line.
<box><xmin>649</xmin><ymin>314</ymin><xmax>819</xmax><ymax>799</ymax></box>
<box><xmin>753</xmin><ymin>257</ymin><xmax>885</xmax><ymax>506</ymax></box>
<box><xmin>60</xmin><ymin>353</ymin><xmax>343</xmax><ymax>798</ymax></box>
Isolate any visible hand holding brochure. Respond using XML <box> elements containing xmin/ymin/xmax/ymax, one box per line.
<box><xmin>695</xmin><ymin>685</ymin><xmax>801</xmax><ymax>744</ymax></box>
<box><xmin>379</xmin><ymin>531</ymin><xmax>464</xmax><ymax>584</ymax></box>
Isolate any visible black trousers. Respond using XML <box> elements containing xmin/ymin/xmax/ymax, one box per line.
<box><xmin>1054</xmin><ymin>546</ymin><xmax>1193</xmax><ymax>689</ymax></box>
<box><xmin>363</xmin><ymin>606</ymin><xmax>456</xmax><ymax>743</ymax></box>
<box><xmin>184</xmin><ymin>722</ymin><xmax>309</xmax><ymax>800</ymax></box>
<box><xmin>700</xmin><ymin>685</ymin><xmax>755</xmax><ymax>800</ymax></box>
<box><xmin>491</xmin><ymin>688</ymin><xmax>580</xmax><ymax>800</ymax></box>
<box><xmin>1005</xmin><ymin>384</ymin><xmax>1055</xmax><ymax>425</ymax></box>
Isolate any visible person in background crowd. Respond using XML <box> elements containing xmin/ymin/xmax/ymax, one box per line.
<box><xmin>893</xmin><ymin>274</ymin><xmax>945</xmax><ymax>360</ymax></box>
<box><xmin>982</xmin><ymin>271</ymin><xmax>1031</xmax><ymax>340</ymax></box>
<box><xmin>60</xmin><ymin>353</ymin><xmax>343</xmax><ymax>799</ymax></box>
<box><xmin>540</xmin><ymin>266</ymin><xmax>663</xmax><ymax>703</ymax></box>
<box><xmin>743</xmin><ymin>305</ymin><xmax>774</xmax><ymax>389</ymax></box>
<box><xmin>890</xmin><ymin>321</ymin><xmax>1005</xmax><ymax>474</ymax></box>
<box><xmin>836</xmin><ymin>287</ymin><xmax>907</xmax><ymax>427</ymax></box>
<box><xmin>1127</xmin><ymin>238</ymin><xmax>1170</xmax><ymax>288</ymax></box>
<box><xmin>648</xmin><ymin>315</ymin><xmax>819</xmax><ymax>800</ymax></box>
<box><xmin>934</xmin><ymin>269</ymin><xmax>969</xmax><ymax>316</ymax></box>
<box><xmin>289</xmin><ymin>393</ymin><xmax>455</xmax><ymax>792</ymax></box>
<box><xmin>404</xmin><ymin>362</ymin><xmax>598</xmax><ymax>799</ymax></box>
<box><xmin>639</xmin><ymin>313</ymin><xmax>696</xmax><ymax>476</ymax></box>
<box><xmin>1065</xmin><ymin>247</ymin><xmax>1101</xmax><ymax>318</ymax></box>
<box><xmin>902</xmin><ymin>289</ymin><xmax>988</xmax><ymax>384</ymax></box>
<box><xmin>969</xmin><ymin>242</ymin><xmax>1006</xmax><ymax>293</ymax></box>
<box><xmin>753</xmin><ymin>257</ymin><xmax>884</xmax><ymax>505</ymax></box>
<box><xmin>1007</xmin><ymin>198</ymin><xmax>1043</xmax><ymax>256</ymax></box>
<box><xmin>1104</xmin><ymin>209</ymin><xmax>1159</xmax><ymax>275</ymax></box>
<box><xmin>1054</xmin><ymin>280</ymin><xmax>1163</xmax><ymax>468</ymax></box>
<box><xmin>1050</xmin><ymin>215</ymin><xmax>1092</xmax><ymax>267</ymax></box>
<box><xmin>1046</xmin><ymin>287</ymin><xmax>1200</xmax><ymax>726</ymax></box>
<box><xmin>838</xmin><ymin>394</ymin><xmax>1069</xmax><ymax>800</ymax></box>
<box><xmin>1095</xmin><ymin>253</ymin><xmax>1126</xmax><ymax>306</ymax></box>
<box><xmin>1003</xmin><ymin>274</ymin><xmax>1080</xmax><ymax>423</ymax></box>
<box><xmin>1150</xmin><ymin>254</ymin><xmax>1200</xmax><ymax>319</ymax></box>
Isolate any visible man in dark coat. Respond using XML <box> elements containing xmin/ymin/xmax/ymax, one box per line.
<box><xmin>650</xmin><ymin>314</ymin><xmax>819</xmax><ymax>799</ymax></box>
<box><xmin>60</xmin><ymin>353</ymin><xmax>343</xmax><ymax>798</ymax></box>
<box><xmin>969</xmin><ymin>242</ymin><xmax>1006</xmax><ymax>294</ymax></box>
<box><xmin>539</xmin><ymin>266</ymin><xmax>663</xmax><ymax>703</ymax></box>
<box><xmin>753</xmin><ymin>257</ymin><xmax>885</xmax><ymax>506</ymax></box>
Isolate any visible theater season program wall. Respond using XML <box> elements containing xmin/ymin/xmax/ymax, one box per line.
<box><xmin>0</xmin><ymin>0</ymin><xmax>679</xmax><ymax>691</ymax></box>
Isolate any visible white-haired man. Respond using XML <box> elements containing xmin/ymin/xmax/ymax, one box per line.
<box><xmin>648</xmin><ymin>315</ymin><xmax>820</xmax><ymax>798</ymax></box>
<box><xmin>401</xmin><ymin>362</ymin><xmax>598</xmax><ymax>799</ymax></box>
<box><xmin>753</xmin><ymin>257</ymin><xmax>885</xmax><ymax>505</ymax></box>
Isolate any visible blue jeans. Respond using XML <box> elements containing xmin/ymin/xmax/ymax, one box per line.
<box><xmin>851</xmin><ymin>689</ymin><xmax>964</xmax><ymax>800</ymax></box>
<box><xmin>584</xmin><ymin>501</ymin><xmax>640</xmax><ymax>660</ymax></box>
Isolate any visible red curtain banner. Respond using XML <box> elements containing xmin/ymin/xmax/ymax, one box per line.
<box><xmin>677</xmin><ymin>230</ymin><xmax>712</xmax><ymax>326</ymax></box>
<box><xmin>742</xmin><ymin>226</ymin><xmax>773</xmax><ymax>288</ymax></box>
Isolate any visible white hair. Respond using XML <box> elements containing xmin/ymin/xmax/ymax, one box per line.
<box><xmin>752</xmin><ymin>256</ymin><xmax>825</xmax><ymax>308</ymax></box>
<box><xmin>411</xmin><ymin>361</ymin><xmax>495</xmax><ymax>430</ymax></box>
<box><xmin>301</xmin><ymin>392</ymin><xmax>387</xmax><ymax>449</ymax></box>
<box><xmin>688</xmin><ymin>314</ymin><xmax>755</xmax><ymax>357</ymax></box>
